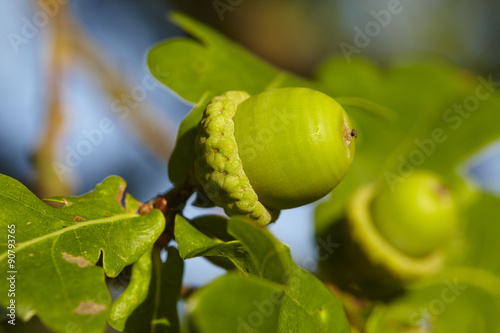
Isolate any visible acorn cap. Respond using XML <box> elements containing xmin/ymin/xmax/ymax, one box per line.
<box><xmin>318</xmin><ymin>184</ymin><xmax>443</xmax><ymax>300</ymax></box>
<box><xmin>347</xmin><ymin>185</ymin><xmax>443</xmax><ymax>281</ymax></box>
<box><xmin>194</xmin><ymin>91</ymin><xmax>279</xmax><ymax>226</ymax></box>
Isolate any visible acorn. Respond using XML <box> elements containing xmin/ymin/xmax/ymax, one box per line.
<box><xmin>371</xmin><ymin>170</ymin><xmax>457</xmax><ymax>257</ymax></box>
<box><xmin>194</xmin><ymin>87</ymin><xmax>356</xmax><ymax>226</ymax></box>
<box><xmin>317</xmin><ymin>170</ymin><xmax>458</xmax><ymax>300</ymax></box>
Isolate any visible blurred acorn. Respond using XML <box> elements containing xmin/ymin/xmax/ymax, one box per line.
<box><xmin>317</xmin><ymin>170</ymin><xmax>458</xmax><ymax>300</ymax></box>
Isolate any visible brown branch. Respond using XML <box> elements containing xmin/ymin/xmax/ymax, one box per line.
<box><xmin>32</xmin><ymin>1</ymin><xmax>72</xmax><ymax>198</ymax></box>
<box><xmin>180</xmin><ymin>285</ymin><xmax>198</xmax><ymax>299</ymax></box>
<box><xmin>139</xmin><ymin>182</ymin><xmax>195</xmax><ymax>248</ymax></box>
<box><xmin>64</xmin><ymin>18</ymin><xmax>176</xmax><ymax>162</ymax></box>
<box><xmin>32</xmin><ymin>2</ymin><xmax>177</xmax><ymax>197</ymax></box>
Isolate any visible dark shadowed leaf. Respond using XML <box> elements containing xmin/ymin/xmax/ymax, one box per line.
<box><xmin>366</xmin><ymin>269</ymin><xmax>500</xmax><ymax>333</ymax></box>
<box><xmin>168</xmin><ymin>92</ymin><xmax>213</xmax><ymax>186</ymax></box>
<box><xmin>174</xmin><ymin>214</ymin><xmax>258</xmax><ymax>276</ymax></box>
<box><xmin>109</xmin><ymin>247</ymin><xmax>184</xmax><ymax>333</ymax></box>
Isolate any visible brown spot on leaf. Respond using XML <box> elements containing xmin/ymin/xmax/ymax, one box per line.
<box><xmin>72</xmin><ymin>216</ymin><xmax>87</xmax><ymax>222</ymax></box>
<box><xmin>29</xmin><ymin>253</ymin><xmax>34</xmax><ymax>257</ymax></box>
<box><xmin>73</xmin><ymin>301</ymin><xmax>107</xmax><ymax>315</ymax></box>
<box><xmin>116</xmin><ymin>182</ymin><xmax>126</xmax><ymax>206</ymax></box>
<box><xmin>27</xmin><ymin>222</ymin><xmax>32</xmax><ymax>225</ymax></box>
<box><xmin>44</xmin><ymin>200</ymin><xmax>66</xmax><ymax>209</ymax></box>
<box><xmin>62</xmin><ymin>252</ymin><xmax>92</xmax><ymax>268</ymax></box>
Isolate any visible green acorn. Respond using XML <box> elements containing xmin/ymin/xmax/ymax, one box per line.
<box><xmin>318</xmin><ymin>170</ymin><xmax>458</xmax><ymax>300</ymax></box>
<box><xmin>371</xmin><ymin>170</ymin><xmax>457</xmax><ymax>257</ymax></box>
<box><xmin>194</xmin><ymin>87</ymin><xmax>356</xmax><ymax>226</ymax></box>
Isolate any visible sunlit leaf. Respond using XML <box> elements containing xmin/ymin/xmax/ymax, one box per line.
<box><xmin>0</xmin><ymin>174</ymin><xmax>164</xmax><ymax>333</ymax></box>
<box><xmin>183</xmin><ymin>218</ymin><xmax>350</xmax><ymax>332</ymax></box>
<box><xmin>148</xmin><ymin>12</ymin><xmax>310</xmax><ymax>104</ymax></box>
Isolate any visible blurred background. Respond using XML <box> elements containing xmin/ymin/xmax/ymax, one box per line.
<box><xmin>1</xmin><ymin>0</ymin><xmax>500</xmax><ymax>287</ymax></box>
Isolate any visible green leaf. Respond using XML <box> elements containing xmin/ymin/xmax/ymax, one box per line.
<box><xmin>124</xmin><ymin>193</ymin><xmax>143</xmax><ymax>214</ymax></box>
<box><xmin>174</xmin><ymin>215</ymin><xmax>297</xmax><ymax>280</ymax></box>
<box><xmin>109</xmin><ymin>246</ymin><xmax>184</xmax><ymax>333</ymax></box>
<box><xmin>227</xmin><ymin>218</ymin><xmax>293</xmax><ymax>284</ymax></box>
<box><xmin>0</xmin><ymin>174</ymin><xmax>165</xmax><ymax>333</ymax></box>
<box><xmin>186</xmin><ymin>270</ymin><xmax>350</xmax><ymax>333</ymax></box>
<box><xmin>109</xmin><ymin>247</ymin><xmax>154</xmax><ymax>331</ymax></box>
<box><xmin>366</xmin><ymin>269</ymin><xmax>500</xmax><ymax>333</ymax></box>
<box><xmin>183</xmin><ymin>218</ymin><xmax>350</xmax><ymax>332</ymax></box>
<box><xmin>188</xmin><ymin>215</ymin><xmax>233</xmax><ymax>242</ymax></box>
<box><xmin>321</xmin><ymin>58</ymin><xmax>500</xmax><ymax>184</ymax></box>
<box><xmin>315</xmin><ymin>58</ymin><xmax>500</xmax><ymax>229</ymax></box>
<box><xmin>446</xmin><ymin>192</ymin><xmax>500</xmax><ymax>276</ymax></box>
<box><xmin>147</xmin><ymin>12</ymin><xmax>310</xmax><ymax>104</ymax></box>
<box><xmin>186</xmin><ymin>274</ymin><xmax>282</xmax><ymax>333</ymax></box>
<box><xmin>277</xmin><ymin>267</ymin><xmax>351</xmax><ymax>333</ymax></box>
<box><xmin>174</xmin><ymin>215</ymin><xmax>258</xmax><ymax>275</ymax></box>
<box><xmin>151</xmin><ymin>13</ymin><xmax>313</xmax><ymax>186</ymax></box>
<box><xmin>168</xmin><ymin>92</ymin><xmax>213</xmax><ymax>186</ymax></box>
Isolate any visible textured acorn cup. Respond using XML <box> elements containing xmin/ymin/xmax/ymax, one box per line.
<box><xmin>318</xmin><ymin>183</ymin><xmax>445</xmax><ymax>300</ymax></box>
<box><xmin>194</xmin><ymin>88</ymin><xmax>355</xmax><ymax>226</ymax></box>
<box><xmin>319</xmin><ymin>171</ymin><xmax>458</xmax><ymax>299</ymax></box>
<box><xmin>371</xmin><ymin>170</ymin><xmax>458</xmax><ymax>257</ymax></box>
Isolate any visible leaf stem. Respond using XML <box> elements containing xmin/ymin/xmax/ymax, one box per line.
<box><xmin>140</xmin><ymin>182</ymin><xmax>195</xmax><ymax>248</ymax></box>
<box><xmin>335</xmin><ymin>97</ymin><xmax>398</xmax><ymax>121</ymax></box>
